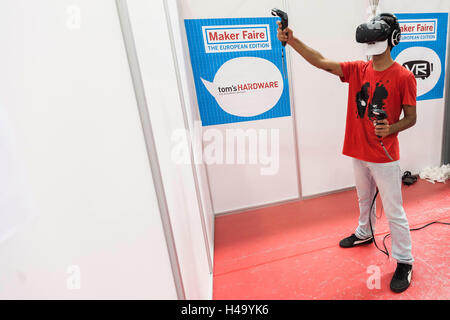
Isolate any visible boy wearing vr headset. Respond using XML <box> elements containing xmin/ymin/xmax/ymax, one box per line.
<box><xmin>277</xmin><ymin>13</ymin><xmax>416</xmax><ymax>293</ymax></box>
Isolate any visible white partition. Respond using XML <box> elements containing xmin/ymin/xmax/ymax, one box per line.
<box><xmin>165</xmin><ymin>0</ymin><xmax>215</xmax><ymax>275</ymax></box>
<box><xmin>0</xmin><ymin>0</ymin><xmax>207</xmax><ymax>299</ymax></box>
<box><xmin>126</xmin><ymin>0</ymin><xmax>213</xmax><ymax>299</ymax></box>
<box><xmin>288</xmin><ymin>0</ymin><xmax>367</xmax><ymax>197</ymax></box>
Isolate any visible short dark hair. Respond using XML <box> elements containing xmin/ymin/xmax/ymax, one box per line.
<box><xmin>378</xmin><ymin>13</ymin><xmax>401</xmax><ymax>48</ymax></box>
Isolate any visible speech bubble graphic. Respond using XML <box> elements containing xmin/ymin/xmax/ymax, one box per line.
<box><xmin>201</xmin><ymin>57</ymin><xmax>283</xmax><ymax>117</ymax></box>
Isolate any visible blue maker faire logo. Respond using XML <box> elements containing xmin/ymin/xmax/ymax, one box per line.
<box><xmin>185</xmin><ymin>17</ymin><xmax>291</xmax><ymax>126</ymax></box>
<box><xmin>392</xmin><ymin>12</ymin><xmax>448</xmax><ymax>101</ymax></box>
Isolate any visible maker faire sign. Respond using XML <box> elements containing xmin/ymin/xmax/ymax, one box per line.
<box><xmin>392</xmin><ymin>12</ymin><xmax>448</xmax><ymax>101</ymax></box>
<box><xmin>185</xmin><ymin>17</ymin><xmax>291</xmax><ymax>126</ymax></box>
<box><xmin>202</xmin><ymin>24</ymin><xmax>272</xmax><ymax>53</ymax></box>
<box><xmin>399</xmin><ymin>19</ymin><xmax>437</xmax><ymax>42</ymax></box>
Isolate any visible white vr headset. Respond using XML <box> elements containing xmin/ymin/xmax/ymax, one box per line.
<box><xmin>364</xmin><ymin>39</ymin><xmax>389</xmax><ymax>56</ymax></box>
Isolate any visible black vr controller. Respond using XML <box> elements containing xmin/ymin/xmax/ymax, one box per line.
<box><xmin>271</xmin><ymin>8</ymin><xmax>288</xmax><ymax>46</ymax></box>
<box><xmin>372</xmin><ymin>108</ymin><xmax>387</xmax><ymax>138</ymax></box>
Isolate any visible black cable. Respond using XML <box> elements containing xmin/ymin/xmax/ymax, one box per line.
<box><xmin>368</xmin><ymin>189</ymin><xmax>389</xmax><ymax>257</ymax></box>
<box><xmin>409</xmin><ymin>220</ymin><xmax>450</xmax><ymax>230</ymax></box>
<box><xmin>368</xmin><ymin>189</ymin><xmax>450</xmax><ymax>258</ymax></box>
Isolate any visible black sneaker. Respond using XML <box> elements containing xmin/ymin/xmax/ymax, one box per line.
<box><xmin>390</xmin><ymin>263</ymin><xmax>413</xmax><ymax>293</ymax></box>
<box><xmin>339</xmin><ymin>234</ymin><xmax>373</xmax><ymax>248</ymax></box>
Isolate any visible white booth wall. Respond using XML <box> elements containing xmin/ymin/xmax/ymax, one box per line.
<box><xmin>126</xmin><ymin>0</ymin><xmax>213</xmax><ymax>298</ymax></box>
<box><xmin>0</xmin><ymin>0</ymin><xmax>212</xmax><ymax>300</ymax></box>
<box><xmin>289</xmin><ymin>0</ymin><xmax>367</xmax><ymax>197</ymax></box>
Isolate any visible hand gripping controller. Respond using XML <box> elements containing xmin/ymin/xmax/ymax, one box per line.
<box><xmin>271</xmin><ymin>8</ymin><xmax>288</xmax><ymax>46</ymax></box>
<box><xmin>372</xmin><ymin>108</ymin><xmax>393</xmax><ymax>160</ymax></box>
<box><xmin>372</xmin><ymin>108</ymin><xmax>387</xmax><ymax>138</ymax></box>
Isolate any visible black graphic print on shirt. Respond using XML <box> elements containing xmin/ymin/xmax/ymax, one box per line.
<box><xmin>355</xmin><ymin>81</ymin><xmax>389</xmax><ymax>120</ymax></box>
<box><xmin>355</xmin><ymin>82</ymin><xmax>370</xmax><ymax>118</ymax></box>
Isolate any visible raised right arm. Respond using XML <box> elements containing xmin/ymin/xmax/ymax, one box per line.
<box><xmin>277</xmin><ymin>21</ymin><xmax>343</xmax><ymax>77</ymax></box>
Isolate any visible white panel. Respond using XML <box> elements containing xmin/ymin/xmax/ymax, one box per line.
<box><xmin>166</xmin><ymin>0</ymin><xmax>215</xmax><ymax>276</ymax></box>
<box><xmin>205</xmin><ymin>118</ymin><xmax>299</xmax><ymax>214</ymax></box>
<box><xmin>127</xmin><ymin>0</ymin><xmax>212</xmax><ymax>299</ymax></box>
<box><xmin>178</xmin><ymin>0</ymin><xmax>300</xmax><ymax>213</ymax></box>
<box><xmin>180</xmin><ymin>0</ymin><xmax>284</xmax><ymax>18</ymax></box>
<box><xmin>288</xmin><ymin>0</ymin><xmax>367</xmax><ymax>197</ymax></box>
<box><xmin>0</xmin><ymin>0</ymin><xmax>176</xmax><ymax>299</ymax></box>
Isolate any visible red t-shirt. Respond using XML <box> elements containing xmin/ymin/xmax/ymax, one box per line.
<box><xmin>339</xmin><ymin>60</ymin><xmax>417</xmax><ymax>163</ymax></box>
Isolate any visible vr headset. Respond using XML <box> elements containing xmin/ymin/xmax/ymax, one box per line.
<box><xmin>356</xmin><ymin>13</ymin><xmax>401</xmax><ymax>56</ymax></box>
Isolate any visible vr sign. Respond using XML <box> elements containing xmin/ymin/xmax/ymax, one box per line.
<box><xmin>402</xmin><ymin>60</ymin><xmax>433</xmax><ymax>80</ymax></box>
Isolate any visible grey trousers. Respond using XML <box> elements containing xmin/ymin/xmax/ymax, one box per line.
<box><xmin>353</xmin><ymin>158</ymin><xmax>414</xmax><ymax>265</ymax></box>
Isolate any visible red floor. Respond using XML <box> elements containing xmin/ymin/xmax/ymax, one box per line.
<box><xmin>213</xmin><ymin>179</ymin><xmax>450</xmax><ymax>300</ymax></box>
